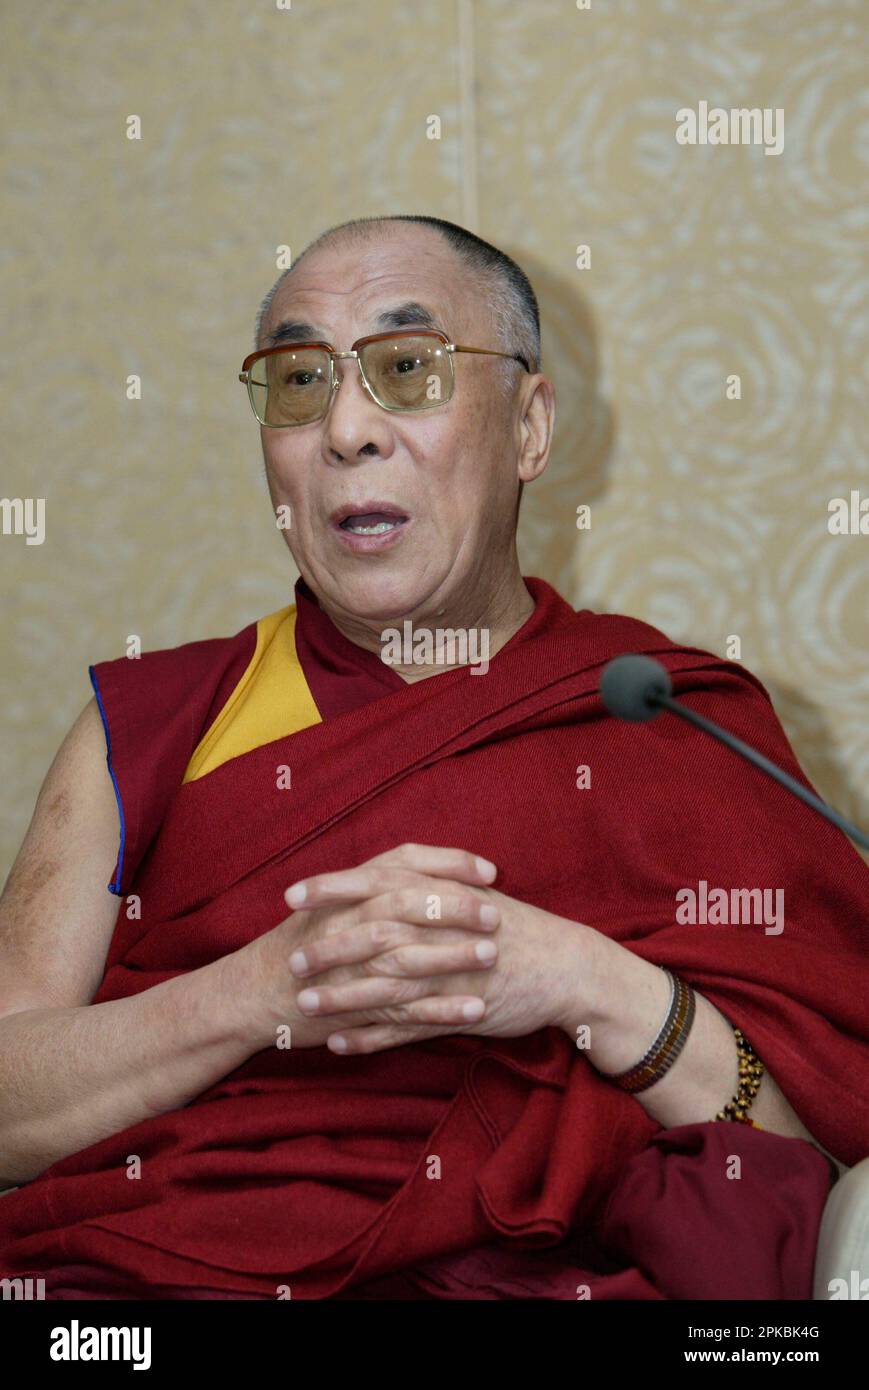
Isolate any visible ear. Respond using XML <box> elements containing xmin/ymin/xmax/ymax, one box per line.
<box><xmin>517</xmin><ymin>374</ymin><xmax>555</xmax><ymax>484</ymax></box>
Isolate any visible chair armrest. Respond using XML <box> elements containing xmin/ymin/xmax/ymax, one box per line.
<box><xmin>813</xmin><ymin>1155</ymin><xmax>869</xmax><ymax>1299</ymax></box>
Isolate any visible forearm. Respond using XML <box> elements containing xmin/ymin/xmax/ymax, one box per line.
<box><xmin>557</xmin><ymin>926</ymin><xmax>845</xmax><ymax>1173</ymax></box>
<box><xmin>0</xmin><ymin>941</ymin><xmax>275</xmax><ymax>1186</ymax></box>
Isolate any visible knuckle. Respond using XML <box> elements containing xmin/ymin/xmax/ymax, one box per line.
<box><xmin>324</xmin><ymin>910</ymin><xmax>353</xmax><ymax>937</ymax></box>
<box><xmin>369</xmin><ymin>1008</ymin><xmax>394</xmax><ymax>1026</ymax></box>
<box><xmin>392</xmin><ymin>887</ymin><xmax>413</xmax><ymax>917</ymax></box>
<box><xmin>388</xmin><ymin>944</ymin><xmax>426</xmax><ymax>976</ymax></box>
<box><xmin>367</xmin><ymin>920</ymin><xmax>393</xmax><ymax>950</ymax></box>
<box><xmin>388</xmin><ymin>992</ymin><xmax>429</xmax><ymax>1024</ymax></box>
<box><xmin>382</xmin><ymin>1023</ymin><xmax>414</xmax><ymax>1043</ymax></box>
<box><xmin>373</xmin><ymin>948</ymin><xmax>407</xmax><ymax>977</ymax></box>
<box><xmin>366</xmin><ymin>975</ymin><xmax>408</xmax><ymax>1003</ymax></box>
<box><xmin>386</xmin><ymin>1004</ymin><xmax>412</xmax><ymax>1024</ymax></box>
<box><xmin>452</xmin><ymin>892</ymin><xmax>478</xmax><ymax>921</ymax></box>
<box><xmin>316</xmin><ymin>932</ymin><xmax>347</xmax><ymax>964</ymax></box>
<box><xmin>301</xmin><ymin>946</ymin><xmax>325</xmax><ymax>972</ymax></box>
<box><xmin>419</xmin><ymin>999</ymin><xmax>449</xmax><ymax>1024</ymax></box>
<box><xmin>389</xmin><ymin>977</ymin><xmax>423</xmax><ymax>1004</ymax></box>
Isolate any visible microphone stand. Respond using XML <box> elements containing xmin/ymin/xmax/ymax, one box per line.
<box><xmin>649</xmin><ymin>690</ymin><xmax>869</xmax><ymax>852</ymax></box>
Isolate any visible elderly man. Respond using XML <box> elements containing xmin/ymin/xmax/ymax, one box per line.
<box><xmin>0</xmin><ymin>215</ymin><xmax>867</xmax><ymax>1301</ymax></box>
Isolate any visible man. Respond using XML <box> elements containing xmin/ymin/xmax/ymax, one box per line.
<box><xmin>0</xmin><ymin>215</ymin><xmax>867</xmax><ymax>1300</ymax></box>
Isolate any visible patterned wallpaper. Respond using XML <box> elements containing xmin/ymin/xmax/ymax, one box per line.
<box><xmin>2</xmin><ymin>0</ymin><xmax>867</xmax><ymax>878</ymax></box>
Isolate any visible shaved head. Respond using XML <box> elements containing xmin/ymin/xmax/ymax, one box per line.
<box><xmin>255</xmin><ymin>215</ymin><xmax>541</xmax><ymax>403</ymax></box>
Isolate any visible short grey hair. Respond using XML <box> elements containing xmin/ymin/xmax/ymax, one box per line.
<box><xmin>254</xmin><ymin>214</ymin><xmax>541</xmax><ymax>402</ymax></box>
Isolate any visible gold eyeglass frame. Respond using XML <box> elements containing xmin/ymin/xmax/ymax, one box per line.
<box><xmin>238</xmin><ymin>328</ymin><xmax>531</xmax><ymax>427</ymax></box>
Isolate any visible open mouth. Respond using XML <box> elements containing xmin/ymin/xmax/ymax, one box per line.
<box><xmin>337</xmin><ymin>511</ymin><xmax>409</xmax><ymax>535</ymax></box>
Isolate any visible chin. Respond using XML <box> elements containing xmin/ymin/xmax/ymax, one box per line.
<box><xmin>323</xmin><ymin>566</ymin><xmax>435</xmax><ymax>622</ymax></box>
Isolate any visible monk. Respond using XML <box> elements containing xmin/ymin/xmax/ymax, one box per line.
<box><xmin>1</xmin><ymin>215</ymin><xmax>867</xmax><ymax>1301</ymax></box>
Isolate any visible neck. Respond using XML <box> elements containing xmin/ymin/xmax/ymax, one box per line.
<box><xmin>313</xmin><ymin>566</ymin><xmax>536</xmax><ymax>683</ymax></box>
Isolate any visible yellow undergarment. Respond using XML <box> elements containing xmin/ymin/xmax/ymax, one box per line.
<box><xmin>182</xmin><ymin>604</ymin><xmax>323</xmax><ymax>783</ymax></box>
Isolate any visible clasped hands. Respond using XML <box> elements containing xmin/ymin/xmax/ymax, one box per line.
<box><xmin>270</xmin><ymin>841</ymin><xmax>609</xmax><ymax>1055</ymax></box>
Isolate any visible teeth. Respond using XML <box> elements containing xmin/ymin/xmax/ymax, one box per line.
<box><xmin>344</xmin><ymin>520</ymin><xmax>400</xmax><ymax>534</ymax></box>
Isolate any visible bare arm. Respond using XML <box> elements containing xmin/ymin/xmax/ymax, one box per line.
<box><xmin>556</xmin><ymin>932</ymin><xmax>847</xmax><ymax>1177</ymax></box>
<box><xmin>0</xmin><ymin>711</ymin><xmax>501</xmax><ymax>1188</ymax></box>
<box><xmin>0</xmin><ymin>699</ymin><xmax>311</xmax><ymax>1187</ymax></box>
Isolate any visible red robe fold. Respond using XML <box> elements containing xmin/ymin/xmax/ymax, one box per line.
<box><xmin>1</xmin><ymin>577</ymin><xmax>866</xmax><ymax>1299</ymax></box>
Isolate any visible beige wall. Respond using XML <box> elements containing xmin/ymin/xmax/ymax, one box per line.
<box><xmin>2</xmin><ymin>0</ymin><xmax>867</xmax><ymax>878</ymax></box>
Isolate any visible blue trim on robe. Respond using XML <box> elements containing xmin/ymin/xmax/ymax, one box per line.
<box><xmin>89</xmin><ymin>665</ymin><xmax>126</xmax><ymax>896</ymax></box>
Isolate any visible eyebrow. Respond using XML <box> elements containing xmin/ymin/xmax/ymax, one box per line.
<box><xmin>264</xmin><ymin>301</ymin><xmax>447</xmax><ymax>347</ymax></box>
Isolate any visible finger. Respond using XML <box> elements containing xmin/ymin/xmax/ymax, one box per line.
<box><xmin>291</xmin><ymin>926</ymin><xmax>498</xmax><ymax>979</ymax></box>
<box><xmin>359</xmin><ymin>885</ymin><xmax>500</xmax><ymax>933</ymax></box>
<box><xmin>325</xmin><ymin>995</ymin><xmax>486</xmax><ymax>1047</ymax></box>
<box><xmin>366</xmin><ymin>842</ymin><xmax>498</xmax><ymax>884</ymax></box>
<box><xmin>289</xmin><ymin>920</ymin><xmax>414</xmax><ymax>976</ymax></box>
<box><xmin>297</xmin><ymin>974</ymin><xmax>427</xmax><ymax>1016</ymax></box>
<box><xmin>284</xmin><ymin>843</ymin><xmax>497</xmax><ymax>909</ymax></box>
<box><xmin>289</xmin><ymin>893</ymin><xmax>499</xmax><ymax>977</ymax></box>
<box><xmin>297</xmin><ymin>975</ymin><xmax>486</xmax><ymax>1023</ymax></box>
<box><xmin>326</xmin><ymin>1022</ymin><xmax>452</xmax><ymax>1055</ymax></box>
<box><xmin>286</xmin><ymin>874</ymin><xmax>500</xmax><ymax>932</ymax></box>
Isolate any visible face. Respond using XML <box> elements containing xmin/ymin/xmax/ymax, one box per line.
<box><xmin>257</xmin><ymin>224</ymin><xmax>549</xmax><ymax>628</ymax></box>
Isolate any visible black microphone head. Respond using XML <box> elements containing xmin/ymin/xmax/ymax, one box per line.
<box><xmin>600</xmin><ymin>654</ymin><xmax>672</xmax><ymax>722</ymax></box>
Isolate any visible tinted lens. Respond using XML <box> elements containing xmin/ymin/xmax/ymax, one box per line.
<box><xmin>249</xmin><ymin>347</ymin><xmax>330</xmax><ymax>425</ymax></box>
<box><xmin>360</xmin><ymin>335</ymin><xmax>452</xmax><ymax>409</ymax></box>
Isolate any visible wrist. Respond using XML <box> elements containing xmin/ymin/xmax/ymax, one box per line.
<box><xmin>556</xmin><ymin>929</ymin><xmax>673</xmax><ymax>1076</ymax></box>
<box><xmin>551</xmin><ymin>919</ymin><xmax>616</xmax><ymax>1038</ymax></box>
<box><xmin>220</xmin><ymin>928</ymin><xmax>314</xmax><ymax>1053</ymax></box>
<box><xmin>592</xmin><ymin>956</ymin><xmax>673</xmax><ymax>1075</ymax></box>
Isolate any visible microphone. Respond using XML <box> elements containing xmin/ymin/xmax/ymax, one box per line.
<box><xmin>600</xmin><ymin>654</ymin><xmax>869</xmax><ymax>852</ymax></box>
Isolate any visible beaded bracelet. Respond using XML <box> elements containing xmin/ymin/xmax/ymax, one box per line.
<box><xmin>715</xmin><ymin>1027</ymin><xmax>765</xmax><ymax>1127</ymax></box>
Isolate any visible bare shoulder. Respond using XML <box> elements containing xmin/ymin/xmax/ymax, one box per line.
<box><xmin>0</xmin><ymin>697</ymin><xmax>121</xmax><ymax>1015</ymax></box>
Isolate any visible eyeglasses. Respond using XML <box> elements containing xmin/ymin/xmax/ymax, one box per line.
<box><xmin>238</xmin><ymin>329</ymin><xmax>531</xmax><ymax>427</ymax></box>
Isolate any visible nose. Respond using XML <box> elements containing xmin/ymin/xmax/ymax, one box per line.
<box><xmin>322</xmin><ymin>354</ymin><xmax>392</xmax><ymax>461</ymax></box>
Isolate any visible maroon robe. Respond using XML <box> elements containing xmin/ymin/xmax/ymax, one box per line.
<box><xmin>0</xmin><ymin>575</ymin><xmax>865</xmax><ymax>1300</ymax></box>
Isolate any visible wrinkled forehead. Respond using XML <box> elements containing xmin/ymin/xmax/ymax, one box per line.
<box><xmin>263</xmin><ymin>237</ymin><xmax>485</xmax><ymax>348</ymax></box>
